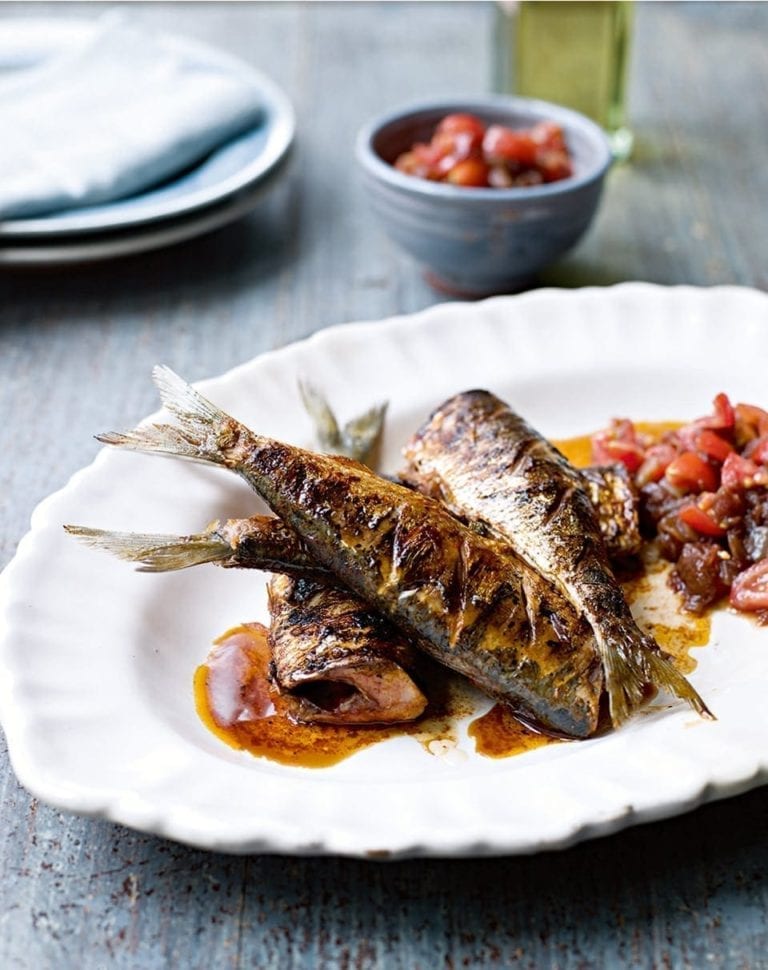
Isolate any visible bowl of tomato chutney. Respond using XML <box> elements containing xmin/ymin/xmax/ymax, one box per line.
<box><xmin>356</xmin><ymin>95</ymin><xmax>612</xmax><ymax>296</ymax></box>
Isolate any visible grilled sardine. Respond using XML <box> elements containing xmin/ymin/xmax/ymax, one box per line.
<box><xmin>66</xmin><ymin>517</ymin><xmax>428</xmax><ymax>726</ymax></box>
<box><xmin>400</xmin><ymin>389</ymin><xmax>711</xmax><ymax>726</ymax></box>
<box><xmin>268</xmin><ymin>574</ymin><xmax>427</xmax><ymax>724</ymax></box>
<box><xmin>97</xmin><ymin>367</ymin><xmax>605</xmax><ymax>737</ymax></box>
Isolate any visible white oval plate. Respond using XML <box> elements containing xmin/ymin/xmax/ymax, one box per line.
<box><xmin>1</xmin><ymin>283</ymin><xmax>767</xmax><ymax>857</ymax></box>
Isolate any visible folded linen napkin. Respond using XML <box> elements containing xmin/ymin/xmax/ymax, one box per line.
<box><xmin>0</xmin><ymin>17</ymin><xmax>265</xmax><ymax>220</ymax></box>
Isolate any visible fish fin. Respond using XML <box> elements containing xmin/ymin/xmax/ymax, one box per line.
<box><xmin>298</xmin><ymin>379</ymin><xmax>341</xmax><ymax>453</ymax></box>
<box><xmin>63</xmin><ymin>524</ymin><xmax>232</xmax><ymax>572</ymax></box>
<box><xmin>341</xmin><ymin>402</ymin><xmax>388</xmax><ymax>465</ymax></box>
<box><xmin>298</xmin><ymin>378</ymin><xmax>388</xmax><ymax>464</ymax></box>
<box><xmin>644</xmin><ymin>648</ymin><xmax>715</xmax><ymax>720</ymax></box>
<box><xmin>598</xmin><ymin>638</ymin><xmax>651</xmax><ymax>726</ymax></box>
<box><xmin>152</xmin><ymin>365</ymin><xmax>228</xmax><ymax>427</ymax></box>
<box><xmin>598</xmin><ymin>628</ymin><xmax>713</xmax><ymax>725</ymax></box>
<box><xmin>96</xmin><ymin>367</ymin><xmax>237</xmax><ymax>467</ymax></box>
<box><xmin>96</xmin><ymin>423</ymin><xmax>225</xmax><ymax>464</ymax></box>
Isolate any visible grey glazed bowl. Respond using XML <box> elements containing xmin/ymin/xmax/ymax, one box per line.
<box><xmin>356</xmin><ymin>95</ymin><xmax>612</xmax><ymax>295</ymax></box>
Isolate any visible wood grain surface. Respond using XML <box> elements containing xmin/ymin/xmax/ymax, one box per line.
<box><xmin>1</xmin><ymin>2</ymin><xmax>767</xmax><ymax>967</ymax></box>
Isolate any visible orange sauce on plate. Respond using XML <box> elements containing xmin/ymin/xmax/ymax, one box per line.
<box><xmin>195</xmin><ymin>623</ymin><xmax>478</xmax><ymax>768</ymax></box>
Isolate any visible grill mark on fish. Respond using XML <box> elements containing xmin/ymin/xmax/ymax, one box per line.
<box><xmin>98</xmin><ymin>368</ymin><xmax>606</xmax><ymax>738</ymax></box>
<box><xmin>504</xmin><ymin>434</ymin><xmax>537</xmax><ymax>478</ymax></box>
<box><xmin>446</xmin><ymin>533</ymin><xmax>471</xmax><ymax>647</ymax></box>
<box><xmin>517</xmin><ymin>570</ymin><xmax>537</xmax><ymax>648</ymax></box>
<box><xmin>400</xmin><ymin>389</ymin><xmax>712</xmax><ymax>726</ymax></box>
<box><xmin>539</xmin><ymin>482</ymin><xmax>580</xmax><ymax>532</ymax></box>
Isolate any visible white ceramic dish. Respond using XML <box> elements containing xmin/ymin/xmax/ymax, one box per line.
<box><xmin>0</xmin><ymin>19</ymin><xmax>294</xmax><ymax>250</ymax></box>
<box><xmin>1</xmin><ymin>283</ymin><xmax>767</xmax><ymax>857</ymax></box>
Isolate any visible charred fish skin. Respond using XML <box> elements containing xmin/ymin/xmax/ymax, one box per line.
<box><xmin>98</xmin><ymin>367</ymin><xmax>604</xmax><ymax>738</ymax></box>
<box><xmin>400</xmin><ymin>389</ymin><xmax>711</xmax><ymax>725</ymax></box>
<box><xmin>576</xmin><ymin>464</ymin><xmax>642</xmax><ymax>560</ymax></box>
<box><xmin>267</xmin><ymin>574</ymin><xmax>428</xmax><ymax>725</ymax></box>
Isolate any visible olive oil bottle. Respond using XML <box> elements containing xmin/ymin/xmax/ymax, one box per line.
<box><xmin>495</xmin><ymin>1</ymin><xmax>634</xmax><ymax>160</ymax></box>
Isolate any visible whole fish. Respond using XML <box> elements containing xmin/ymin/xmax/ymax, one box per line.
<box><xmin>65</xmin><ymin>517</ymin><xmax>428</xmax><ymax>726</ymax></box>
<box><xmin>400</xmin><ymin>389</ymin><xmax>712</xmax><ymax>726</ymax></box>
<box><xmin>267</xmin><ymin>573</ymin><xmax>427</xmax><ymax>724</ymax></box>
<box><xmin>97</xmin><ymin>367</ymin><xmax>606</xmax><ymax>738</ymax></box>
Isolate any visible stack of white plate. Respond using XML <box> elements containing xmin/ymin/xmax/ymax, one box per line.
<box><xmin>0</xmin><ymin>20</ymin><xmax>295</xmax><ymax>264</ymax></box>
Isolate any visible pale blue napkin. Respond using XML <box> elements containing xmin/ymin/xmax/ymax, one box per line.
<box><xmin>0</xmin><ymin>18</ymin><xmax>265</xmax><ymax>220</ymax></box>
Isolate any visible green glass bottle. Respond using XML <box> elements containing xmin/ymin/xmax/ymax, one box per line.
<box><xmin>495</xmin><ymin>1</ymin><xmax>634</xmax><ymax>160</ymax></box>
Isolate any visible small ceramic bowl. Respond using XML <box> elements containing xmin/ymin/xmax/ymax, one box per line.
<box><xmin>356</xmin><ymin>95</ymin><xmax>612</xmax><ymax>296</ymax></box>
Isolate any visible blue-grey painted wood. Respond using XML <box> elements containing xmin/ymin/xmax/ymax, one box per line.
<box><xmin>1</xmin><ymin>2</ymin><xmax>767</xmax><ymax>967</ymax></box>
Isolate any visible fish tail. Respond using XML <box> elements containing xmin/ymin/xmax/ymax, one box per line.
<box><xmin>299</xmin><ymin>378</ymin><xmax>388</xmax><ymax>463</ymax></box>
<box><xmin>96</xmin><ymin>366</ymin><xmax>239</xmax><ymax>468</ymax></box>
<box><xmin>597</xmin><ymin>635</ymin><xmax>648</xmax><ymax>726</ymax></box>
<box><xmin>643</xmin><ymin>648</ymin><xmax>714</xmax><ymax>720</ymax></box>
<box><xmin>341</xmin><ymin>400</ymin><xmax>388</xmax><ymax>465</ymax></box>
<box><xmin>63</xmin><ymin>524</ymin><xmax>233</xmax><ymax>572</ymax></box>
<box><xmin>298</xmin><ymin>379</ymin><xmax>341</xmax><ymax>453</ymax></box>
<box><xmin>597</xmin><ymin>625</ymin><xmax>714</xmax><ymax>726</ymax></box>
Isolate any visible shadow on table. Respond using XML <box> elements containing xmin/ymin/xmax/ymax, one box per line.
<box><xmin>0</xmin><ymin>187</ymin><xmax>294</xmax><ymax>314</ymax></box>
<box><xmin>534</xmin><ymin>259</ymin><xmax>628</xmax><ymax>290</ymax></box>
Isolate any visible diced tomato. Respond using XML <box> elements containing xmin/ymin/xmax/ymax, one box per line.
<box><xmin>393</xmin><ymin>113</ymin><xmax>573</xmax><ymax>189</ymax></box>
<box><xmin>530</xmin><ymin>120</ymin><xmax>567</xmax><ymax>151</ymax></box>
<box><xmin>735</xmin><ymin>402</ymin><xmax>768</xmax><ymax>442</ymax></box>
<box><xmin>536</xmin><ymin>149</ymin><xmax>573</xmax><ymax>182</ymax></box>
<box><xmin>677</xmin><ymin>394</ymin><xmax>735</xmax><ymax>451</ymax></box>
<box><xmin>437</xmin><ymin>113</ymin><xmax>487</xmax><ymax>141</ymax></box>
<box><xmin>679</xmin><ymin>500</ymin><xmax>726</xmax><ymax>537</ymax></box>
<box><xmin>581</xmin><ymin>392</ymin><xmax>768</xmax><ymax>620</ymax></box>
<box><xmin>430</xmin><ymin>132</ymin><xmax>479</xmax><ymax>177</ymax></box>
<box><xmin>710</xmin><ymin>392</ymin><xmax>735</xmax><ymax>430</ymax></box>
<box><xmin>694</xmin><ymin>429</ymin><xmax>733</xmax><ymax>463</ymax></box>
<box><xmin>602</xmin><ymin>440</ymin><xmax>646</xmax><ymax>472</ymax></box>
<box><xmin>730</xmin><ymin>559</ymin><xmax>768</xmax><ymax>611</ymax></box>
<box><xmin>482</xmin><ymin>125</ymin><xmax>538</xmax><ymax>167</ymax></box>
<box><xmin>665</xmin><ymin>451</ymin><xmax>719</xmax><ymax>493</ymax></box>
<box><xmin>395</xmin><ymin>140</ymin><xmax>449</xmax><ymax>180</ymax></box>
<box><xmin>635</xmin><ymin>442</ymin><xmax>678</xmax><ymax>486</ymax></box>
<box><xmin>394</xmin><ymin>149</ymin><xmax>429</xmax><ymax>178</ymax></box>
<box><xmin>592</xmin><ymin>419</ymin><xmax>639</xmax><ymax>447</ymax></box>
<box><xmin>591</xmin><ymin>418</ymin><xmax>646</xmax><ymax>473</ymax></box>
<box><xmin>721</xmin><ymin>452</ymin><xmax>760</xmax><ymax>490</ymax></box>
<box><xmin>743</xmin><ymin>433</ymin><xmax>768</xmax><ymax>465</ymax></box>
<box><xmin>447</xmin><ymin>158</ymin><xmax>490</xmax><ymax>187</ymax></box>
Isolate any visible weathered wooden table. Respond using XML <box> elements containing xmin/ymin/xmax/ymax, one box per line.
<box><xmin>1</xmin><ymin>2</ymin><xmax>766</xmax><ymax>966</ymax></box>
